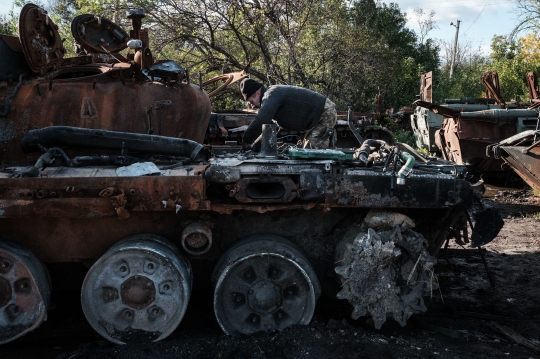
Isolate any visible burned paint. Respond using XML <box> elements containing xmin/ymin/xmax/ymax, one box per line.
<box><xmin>0</xmin><ymin>174</ymin><xmax>209</xmax><ymax>218</ymax></box>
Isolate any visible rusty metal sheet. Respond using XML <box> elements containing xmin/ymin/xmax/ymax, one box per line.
<box><xmin>0</xmin><ymin>35</ymin><xmax>23</xmax><ymax>52</ymax></box>
<box><xmin>0</xmin><ymin>215</ymin><xmax>187</xmax><ymax>262</ymax></box>
<box><xmin>0</xmin><ymin>70</ymin><xmax>211</xmax><ymax>163</ymax></box>
<box><xmin>482</xmin><ymin>71</ymin><xmax>505</xmax><ymax>106</ymax></box>
<box><xmin>421</xmin><ymin>71</ymin><xmax>432</xmax><ymax>103</ymax></box>
<box><xmin>71</xmin><ymin>14</ymin><xmax>129</xmax><ymax>54</ymax></box>
<box><xmin>526</xmin><ymin>72</ymin><xmax>539</xmax><ymax>101</ymax></box>
<box><xmin>0</xmin><ymin>35</ymin><xmax>31</xmax><ymax>81</ymax></box>
<box><xmin>500</xmin><ymin>146</ymin><xmax>540</xmax><ymax>192</ymax></box>
<box><xmin>0</xmin><ymin>175</ymin><xmax>209</xmax><ymax>219</ymax></box>
<box><xmin>18</xmin><ymin>4</ymin><xmax>66</xmax><ymax>75</ymax></box>
<box><xmin>413</xmin><ymin>100</ymin><xmax>460</xmax><ymax>118</ymax></box>
<box><xmin>436</xmin><ymin>117</ymin><xmax>514</xmax><ymax>173</ymax></box>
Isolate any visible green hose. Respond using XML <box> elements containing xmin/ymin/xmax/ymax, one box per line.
<box><xmin>397</xmin><ymin>151</ymin><xmax>415</xmax><ymax>185</ymax></box>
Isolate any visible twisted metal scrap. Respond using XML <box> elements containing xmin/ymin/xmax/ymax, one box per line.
<box><xmin>335</xmin><ymin>224</ymin><xmax>436</xmax><ymax>329</ymax></box>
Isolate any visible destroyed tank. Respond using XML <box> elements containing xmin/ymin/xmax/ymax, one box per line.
<box><xmin>411</xmin><ymin>71</ymin><xmax>538</xmax><ymax>158</ymax></box>
<box><xmin>0</xmin><ymin>5</ymin><xmax>502</xmax><ymax>345</ymax></box>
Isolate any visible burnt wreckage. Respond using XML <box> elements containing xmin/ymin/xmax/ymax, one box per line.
<box><xmin>0</xmin><ymin>5</ymin><xmax>502</xmax><ymax>345</ymax></box>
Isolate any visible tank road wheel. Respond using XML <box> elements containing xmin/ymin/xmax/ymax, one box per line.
<box><xmin>81</xmin><ymin>234</ymin><xmax>192</xmax><ymax>344</ymax></box>
<box><xmin>212</xmin><ymin>235</ymin><xmax>321</xmax><ymax>335</ymax></box>
<box><xmin>0</xmin><ymin>240</ymin><xmax>51</xmax><ymax>344</ymax></box>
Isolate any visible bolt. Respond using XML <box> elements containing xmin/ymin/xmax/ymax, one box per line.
<box><xmin>277</xmin><ymin>312</ymin><xmax>283</xmax><ymax>319</ymax></box>
<box><xmin>19</xmin><ymin>282</ymin><xmax>27</xmax><ymax>289</ymax></box>
<box><xmin>1</xmin><ymin>261</ymin><xmax>9</xmax><ymax>269</ymax></box>
<box><xmin>134</xmin><ymin>275</ymin><xmax>139</xmax><ymax>280</ymax></box>
<box><xmin>152</xmin><ymin>308</ymin><xmax>159</xmax><ymax>315</ymax></box>
<box><xmin>120</xmin><ymin>266</ymin><xmax>127</xmax><ymax>272</ymax></box>
<box><xmin>124</xmin><ymin>310</ymin><xmax>132</xmax><ymax>318</ymax></box>
<box><xmin>252</xmin><ymin>316</ymin><xmax>257</xmax><ymax>323</ymax></box>
<box><xmin>164</xmin><ymin>284</ymin><xmax>170</xmax><ymax>291</ymax></box>
<box><xmin>146</xmin><ymin>281</ymin><xmax>152</xmax><ymax>288</ymax></box>
<box><xmin>121</xmin><ymin>284</ymin><xmax>125</xmax><ymax>289</ymax></box>
<box><xmin>236</xmin><ymin>296</ymin><xmax>242</xmax><ymax>303</ymax></box>
<box><xmin>147</xmin><ymin>263</ymin><xmax>154</xmax><ymax>270</ymax></box>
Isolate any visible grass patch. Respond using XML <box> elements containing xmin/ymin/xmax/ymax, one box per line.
<box><xmin>525</xmin><ymin>212</ymin><xmax>540</xmax><ymax>219</ymax></box>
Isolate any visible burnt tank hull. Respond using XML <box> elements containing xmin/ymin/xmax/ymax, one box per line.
<box><xmin>0</xmin><ymin>4</ymin><xmax>502</xmax><ymax>346</ymax></box>
<box><xmin>0</xmin><ymin>65</ymin><xmax>211</xmax><ymax>163</ymax></box>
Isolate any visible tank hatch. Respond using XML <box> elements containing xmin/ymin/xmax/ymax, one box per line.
<box><xmin>71</xmin><ymin>14</ymin><xmax>129</xmax><ymax>54</ymax></box>
<box><xmin>18</xmin><ymin>4</ymin><xmax>66</xmax><ymax>75</ymax></box>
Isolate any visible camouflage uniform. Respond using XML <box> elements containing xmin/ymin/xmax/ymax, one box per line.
<box><xmin>303</xmin><ymin>98</ymin><xmax>337</xmax><ymax>149</ymax></box>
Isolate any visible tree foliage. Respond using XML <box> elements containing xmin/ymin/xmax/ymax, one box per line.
<box><xmin>1</xmin><ymin>0</ymin><xmax>440</xmax><ymax>112</ymax></box>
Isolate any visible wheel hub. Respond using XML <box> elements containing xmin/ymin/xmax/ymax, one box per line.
<box><xmin>0</xmin><ymin>240</ymin><xmax>50</xmax><ymax>345</ymax></box>
<box><xmin>81</xmin><ymin>235</ymin><xmax>192</xmax><ymax>344</ymax></box>
<box><xmin>248</xmin><ymin>280</ymin><xmax>281</xmax><ymax>314</ymax></box>
<box><xmin>0</xmin><ymin>276</ymin><xmax>12</xmax><ymax>308</ymax></box>
<box><xmin>120</xmin><ymin>275</ymin><xmax>156</xmax><ymax>310</ymax></box>
<box><xmin>212</xmin><ymin>236</ymin><xmax>320</xmax><ymax>335</ymax></box>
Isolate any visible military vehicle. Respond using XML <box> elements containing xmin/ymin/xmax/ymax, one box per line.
<box><xmin>411</xmin><ymin>71</ymin><xmax>538</xmax><ymax>156</ymax></box>
<box><xmin>0</xmin><ymin>5</ymin><xmax>501</xmax><ymax>345</ymax></box>
<box><xmin>412</xmin><ymin>72</ymin><xmax>538</xmax><ymax>177</ymax></box>
<box><xmin>488</xmin><ymin>124</ymin><xmax>540</xmax><ymax>192</ymax></box>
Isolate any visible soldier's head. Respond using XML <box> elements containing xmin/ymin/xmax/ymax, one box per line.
<box><xmin>240</xmin><ymin>78</ymin><xmax>263</xmax><ymax>108</ymax></box>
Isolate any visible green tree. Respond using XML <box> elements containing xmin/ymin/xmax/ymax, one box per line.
<box><xmin>488</xmin><ymin>35</ymin><xmax>540</xmax><ymax>102</ymax></box>
<box><xmin>434</xmin><ymin>38</ymin><xmax>488</xmax><ymax>102</ymax></box>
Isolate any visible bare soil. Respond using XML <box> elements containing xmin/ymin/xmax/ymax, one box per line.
<box><xmin>2</xmin><ymin>187</ymin><xmax>540</xmax><ymax>359</ymax></box>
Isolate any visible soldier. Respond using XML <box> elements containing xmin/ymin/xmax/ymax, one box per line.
<box><xmin>239</xmin><ymin>78</ymin><xmax>337</xmax><ymax>149</ymax></box>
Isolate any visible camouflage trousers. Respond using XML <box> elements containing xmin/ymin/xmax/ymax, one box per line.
<box><xmin>303</xmin><ymin>98</ymin><xmax>337</xmax><ymax>149</ymax></box>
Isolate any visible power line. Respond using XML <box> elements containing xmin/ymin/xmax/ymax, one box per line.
<box><xmin>463</xmin><ymin>5</ymin><xmax>487</xmax><ymax>34</ymax></box>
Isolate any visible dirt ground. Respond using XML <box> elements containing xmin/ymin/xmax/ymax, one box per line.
<box><xmin>2</xmin><ymin>187</ymin><xmax>540</xmax><ymax>359</ymax></box>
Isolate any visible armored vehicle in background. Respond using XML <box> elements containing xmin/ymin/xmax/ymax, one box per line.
<box><xmin>412</xmin><ymin>72</ymin><xmax>538</xmax><ymax>177</ymax></box>
<box><xmin>0</xmin><ymin>5</ymin><xmax>501</xmax><ymax>346</ymax></box>
<box><xmin>411</xmin><ymin>71</ymin><xmax>538</xmax><ymax>156</ymax></box>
